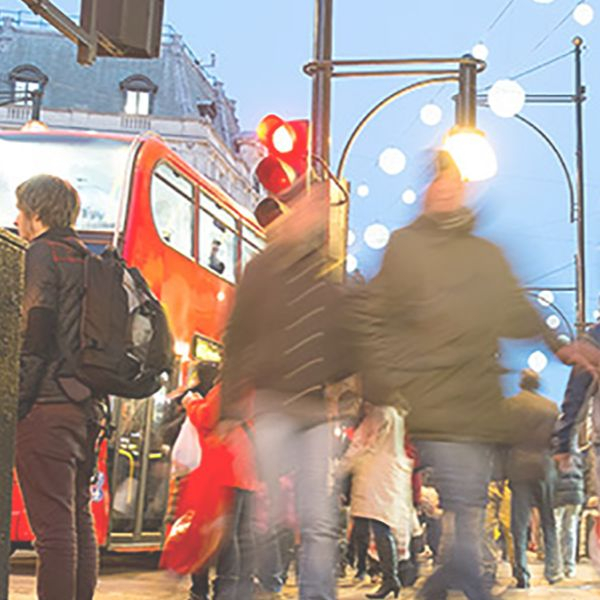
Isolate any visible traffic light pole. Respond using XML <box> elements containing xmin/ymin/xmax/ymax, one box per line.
<box><xmin>573</xmin><ymin>37</ymin><xmax>586</xmax><ymax>334</ymax></box>
<box><xmin>311</xmin><ymin>0</ymin><xmax>333</xmax><ymax>177</ymax></box>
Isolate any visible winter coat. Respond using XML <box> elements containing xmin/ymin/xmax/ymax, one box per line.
<box><xmin>346</xmin><ymin>209</ymin><xmax>561</xmax><ymax>443</ymax></box>
<box><xmin>504</xmin><ymin>390</ymin><xmax>558</xmax><ymax>483</ymax></box>
<box><xmin>221</xmin><ymin>231</ymin><xmax>353</xmax><ymax>425</ymax></box>
<box><xmin>339</xmin><ymin>405</ymin><xmax>414</xmax><ymax>558</ymax></box>
<box><xmin>185</xmin><ymin>384</ymin><xmax>258</xmax><ymax>492</ymax></box>
<box><xmin>19</xmin><ymin>227</ymin><xmax>89</xmax><ymax>418</ymax></box>
<box><xmin>554</xmin><ymin>452</ymin><xmax>585</xmax><ymax>507</ymax></box>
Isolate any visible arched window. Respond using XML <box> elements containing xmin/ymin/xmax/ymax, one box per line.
<box><xmin>120</xmin><ymin>75</ymin><xmax>157</xmax><ymax>116</ymax></box>
<box><xmin>10</xmin><ymin>65</ymin><xmax>47</xmax><ymax>106</ymax></box>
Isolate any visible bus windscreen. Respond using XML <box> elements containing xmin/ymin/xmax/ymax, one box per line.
<box><xmin>0</xmin><ymin>134</ymin><xmax>131</xmax><ymax>231</ymax></box>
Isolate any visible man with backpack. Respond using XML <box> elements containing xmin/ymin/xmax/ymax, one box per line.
<box><xmin>15</xmin><ymin>174</ymin><xmax>102</xmax><ymax>600</ymax></box>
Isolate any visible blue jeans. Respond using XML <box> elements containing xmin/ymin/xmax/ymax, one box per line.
<box><xmin>510</xmin><ymin>476</ymin><xmax>560</xmax><ymax>584</ymax></box>
<box><xmin>415</xmin><ymin>440</ymin><xmax>496</xmax><ymax>600</ymax></box>
<box><xmin>253</xmin><ymin>406</ymin><xmax>337</xmax><ymax>600</ymax></box>
<box><xmin>554</xmin><ymin>504</ymin><xmax>581</xmax><ymax>577</ymax></box>
<box><xmin>191</xmin><ymin>489</ymin><xmax>255</xmax><ymax>600</ymax></box>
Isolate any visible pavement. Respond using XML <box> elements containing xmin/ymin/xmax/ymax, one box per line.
<box><xmin>8</xmin><ymin>550</ymin><xmax>600</xmax><ymax>599</ymax></box>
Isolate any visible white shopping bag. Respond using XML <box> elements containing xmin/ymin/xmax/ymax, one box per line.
<box><xmin>171</xmin><ymin>416</ymin><xmax>202</xmax><ymax>475</ymax></box>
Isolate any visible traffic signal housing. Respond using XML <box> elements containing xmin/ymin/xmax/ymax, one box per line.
<box><xmin>81</xmin><ymin>0</ymin><xmax>165</xmax><ymax>58</ymax></box>
<box><xmin>255</xmin><ymin>114</ymin><xmax>309</xmax><ymax>196</ymax></box>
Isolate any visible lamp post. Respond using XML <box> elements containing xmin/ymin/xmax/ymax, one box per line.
<box><xmin>306</xmin><ymin>1</ymin><xmax>497</xmax><ymax>281</ymax></box>
<box><xmin>478</xmin><ymin>37</ymin><xmax>587</xmax><ymax>333</ymax></box>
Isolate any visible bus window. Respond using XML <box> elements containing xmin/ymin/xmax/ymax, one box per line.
<box><xmin>199</xmin><ymin>192</ymin><xmax>238</xmax><ymax>283</ymax></box>
<box><xmin>0</xmin><ymin>134</ymin><xmax>129</xmax><ymax>231</ymax></box>
<box><xmin>151</xmin><ymin>163</ymin><xmax>194</xmax><ymax>259</ymax></box>
<box><xmin>241</xmin><ymin>225</ymin><xmax>266</xmax><ymax>272</ymax></box>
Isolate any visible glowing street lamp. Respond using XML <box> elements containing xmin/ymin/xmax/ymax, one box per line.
<box><xmin>443</xmin><ymin>127</ymin><xmax>498</xmax><ymax>182</ymax></box>
<box><xmin>444</xmin><ymin>56</ymin><xmax>498</xmax><ymax>182</ymax></box>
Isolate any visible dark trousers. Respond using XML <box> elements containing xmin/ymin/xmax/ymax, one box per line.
<box><xmin>191</xmin><ymin>489</ymin><xmax>255</xmax><ymax>600</ymax></box>
<box><xmin>16</xmin><ymin>402</ymin><xmax>99</xmax><ymax>600</ymax></box>
<box><xmin>353</xmin><ymin>517</ymin><xmax>400</xmax><ymax>587</ymax></box>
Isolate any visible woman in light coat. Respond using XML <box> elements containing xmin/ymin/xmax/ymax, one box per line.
<box><xmin>339</xmin><ymin>403</ymin><xmax>414</xmax><ymax>599</ymax></box>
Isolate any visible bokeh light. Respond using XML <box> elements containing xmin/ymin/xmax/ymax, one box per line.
<box><xmin>488</xmin><ymin>79</ymin><xmax>526</xmax><ymax>118</ymax></box>
<box><xmin>528</xmin><ymin>350</ymin><xmax>548</xmax><ymax>373</ymax></box>
<box><xmin>420</xmin><ymin>104</ymin><xmax>443</xmax><ymax>126</ymax></box>
<box><xmin>346</xmin><ymin>254</ymin><xmax>358</xmax><ymax>272</ymax></box>
<box><xmin>357</xmin><ymin>184</ymin><xmax>369</xmax><ymax>197</ymax></box>
<box><xmin>573</xmin><ymin>3</ymin><xmax>594</xmax><ymax>26</ymax></box>
<box><xmin>472</xmin><ymin>43</ymin><xmax>489</xmax><ymax>61</ymax></box>
<box><xmin>402</xmin><ymin>189</ymin><xmax>417</xmax><ymax>205</ymax></box>
<box><xmin>364</xmin><ymin>223</ymin><xmax>390</xmax><ymax>250</ymax></box>
<box><xmin>378</xmin><ymin>147</ymin><xmax>406</xmax><ymax>175</ymax></box>
<box><xmin>537</xmin><ymin>290</ymin><xmax>555</xmax><ymax>307</ymax></box>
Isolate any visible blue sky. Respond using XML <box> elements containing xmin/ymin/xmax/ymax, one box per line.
<box><xmin>4</xmin><ymin>0</ymin><xmax>600</xmax><ymax>401</ymax></box>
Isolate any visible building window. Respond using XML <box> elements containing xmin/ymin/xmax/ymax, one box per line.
<box><xmin>120</xmin><ymin>75</ymin><xmax>157</xmax><ymax>116</ymax></box>
<box><xmin>10</xmin><ymin>65</ymin><xmax>47</xmax><ymax>106</ymax></box>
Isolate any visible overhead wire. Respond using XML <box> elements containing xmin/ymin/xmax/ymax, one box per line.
<box><xmin>531</xmin><ymin>1</ymin><xmax>581</xmax><ymax>53</ymax></box>
<box><xmin>486</xmin><ymin>0</ymin><xmax>517</xmax><ymax>33</ymax></box>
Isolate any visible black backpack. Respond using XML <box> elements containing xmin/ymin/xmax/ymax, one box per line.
<box><xmin>71</xmin><ymin>246</ymin><xmax>174</xmax><ymax>399</ymax></box>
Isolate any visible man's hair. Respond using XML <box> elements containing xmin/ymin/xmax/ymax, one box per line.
<box><xmin>520</xmin><ymin>368</ymin><xmax>541</xmax><ymax>392</ymax></box>
<box><xmin>16</xmin><ymin>174</ymin><xmax>80</xmax><ymax>229</ymax></box>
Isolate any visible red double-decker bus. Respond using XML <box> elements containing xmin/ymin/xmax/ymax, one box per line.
<box><xmin>0</xmin><ymin>129</ymin><xmax>264</xmax><ymax>552</ymax></box>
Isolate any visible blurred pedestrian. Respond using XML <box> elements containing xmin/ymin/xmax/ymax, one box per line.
<box><xmin>553</xmin><ymin>445</ymin><xmax>585</xmax><ymax>579</ymax></box>
<box><xmin>338</xmin><ymin>403</ymin><xmax>414</xmax><ymax>598</ymax></box>
<box><xmin>346</xmin><ymin>152</ymin><xmax>597</xmax><ymax>600</ymax></box>
<box><xmin>184</xmin><ymin>384</ymin><xmax>257</xmax><ymax>600</ymax></box>
<box><xmin>220</xmin><ymin>180</ymin><xmax>353</xmax><ymax>600</ymax></box>
<box><xmin>505</xmin><ymin>369</ymin><xmax>561</xmax><ymax>588</ymax></box>
<box><xmin>14</xmin><ymin>174</ymin><xmax>102</xmax><ymax>600</ymax></box>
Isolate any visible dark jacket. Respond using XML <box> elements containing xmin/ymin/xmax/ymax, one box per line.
<box><xmin>504</xmin><ymin>389</ymin><xmax>558</xmax><ymax>482</ymax></box>
<box><xmin>554</xmin><ymin>324</ymin><xmax>600</xmax><ymax>454</ymax></box>
<box><xmin>221</xmin><ymin>237</ymin><xmax>353</xmax><ymax>423</ymax></box>
<box><xmin>347</xmin><ymin>209</ymin><xmax>561</xmax><ymax>443</ymax></box>
<box><xmin>19</xmin><ymin>227</ymin><xmax>87</xmax><ymax>418</ymax></box>
<box><xmin>554</xmin><ymin>452</ymin><xmax>585</xmax><ymax>507</ymax></box>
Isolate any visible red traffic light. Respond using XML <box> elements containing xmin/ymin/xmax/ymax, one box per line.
<box><xmin>255</xmin><ymin>114</ymin><xmax>309</xmax><ymax>195</ymax></box>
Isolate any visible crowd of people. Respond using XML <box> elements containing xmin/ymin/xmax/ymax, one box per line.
<box><xmin>12</xmin><ymin>153</ymin><xmax>600</xmax><ymax>600</ymax></box>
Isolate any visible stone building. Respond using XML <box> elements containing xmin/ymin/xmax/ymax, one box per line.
<box><xmin>0</xmin><ymin>9</ymin><xmax>263</xmax><ymax>209</ymax></box>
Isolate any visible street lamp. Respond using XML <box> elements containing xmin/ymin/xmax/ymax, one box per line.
<box><xmin>477</xmin><ymin>37</ymin><xmax>587</xmax><ymax>333</ymax></box>
<box><xmin>444</xmin><ymin>55</ymin><xmax>497</xmax><ymax>182</ymax></box>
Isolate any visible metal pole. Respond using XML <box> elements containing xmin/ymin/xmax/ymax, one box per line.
<box><xmin>311</xmin><ymin>0</ymin><xmax>333</xmax><ymax>176</ymax></box>
<box><xmin>457</xmin><ymin>56</ymin><xmax>477</xmax><ymax>128</ymax></box>
<box><xmin>336</xmin><ymin>76</ymin><xmax>457</xmax><ymax>180</ymax></box>
<box><xmin>573</xmin><ymin>36</ymin><xmax>586</xmax><ymax>333</ymax></box>
<box><xmin>0</xmin><ymin>229</ymin><xmax>26</xmax><ymax>600</ymax></box>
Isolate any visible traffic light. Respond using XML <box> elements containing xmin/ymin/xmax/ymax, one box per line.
<box><xmin>80</xmin><ymin>0</ymin><xmax>165</xmax><ymax>58</ymax></box>
<box><xmin>255</xmin><ymin>114</ymin><xmax>309</xmax><ymax>196</ymax></box>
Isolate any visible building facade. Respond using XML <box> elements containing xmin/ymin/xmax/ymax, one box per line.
<box><xmin>0</xmin><ymin>10</ymin><xmax>263</xmax><ymax>209</ymax></box>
